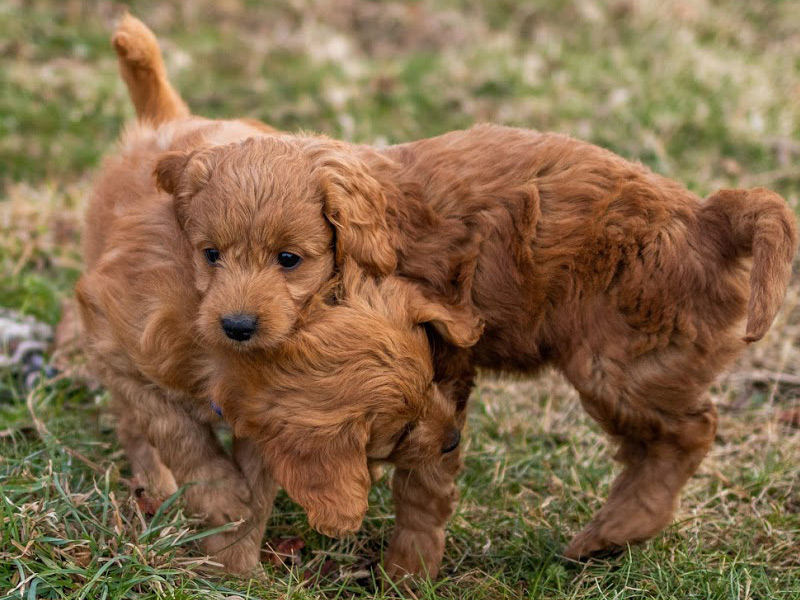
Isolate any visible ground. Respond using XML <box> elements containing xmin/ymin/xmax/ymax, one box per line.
<box><xmin>1</xmin><ymin>1</ymin><xmax>799</xmax><ymax>598</ymax></box>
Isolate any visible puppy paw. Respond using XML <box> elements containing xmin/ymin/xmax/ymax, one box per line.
<box><xmin>202</xmin><ymin>528</ymin><xmax>262</xmax><ymax>574</ymax></box>
<box><xmin>306</xmin><ymin>501</ymin><xmax>366</xmax><ymax>539</ymax></box>
<box><xmin>182</xmin><ymin>467</ymin><xmax>253</xmax><ymax>528</ymax></box>
<box><xmin>563</xmin><ymin>525</ymin><xmax>625</xmax><ymax>561</ymax></box>
<box><xmin>565</xmin><ymin>504</ymin><xmax>671</xmax><ymax>560</ymax></box>
<box><xmin>383</xmin><ymin>527</ymin><xmax>445</xmax><ymax>580</ymax></box>
<box><xmin>308</xmin><ymin>512</ymin><xmax>363</xmax><ymax>539</ymax></box>
<box><xmin>195</xmin><ymin>478</ymin><xmax>264</xmax><ymax>575</ymax></box>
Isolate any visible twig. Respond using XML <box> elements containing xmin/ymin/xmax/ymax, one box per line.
<box><xmin>724</xmin><ymin>370</ymin><xmax>800</xmax><ymax>388</ymax></box>
<box><xmin>26</xmin><ymin>386</ymin><xmax>132</xmax><ymax>488</ymax></box>
<box><xmin>10</xmin><ymin>241</ymin><xmax>33</xmax><ymax>277</ymax></box>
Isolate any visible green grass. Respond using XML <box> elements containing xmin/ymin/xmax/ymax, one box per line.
<box><xmin>2</xmin><ymin>0</ymin><xmax>800</xmax><ymax>598</ymax></box>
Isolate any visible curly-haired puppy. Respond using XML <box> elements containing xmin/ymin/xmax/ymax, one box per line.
<box><xmin>307</xmin><ymin>126</ymin><xmax>797</xmax><ymax>575</ymax></box>
<box><xmin>76</xmin><ymin>15</ymin><xmax>471</xmax><ymax>573</ymax></box>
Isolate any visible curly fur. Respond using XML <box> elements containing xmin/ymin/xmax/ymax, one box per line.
<box><xmin>363</xmin><ymin>124</ymin><xmax>798</xmax><ymax>569</ymax></box>
<box><xmin>81</xmin><ymin>13</ymin><xmax>798</xmax><ymax>580</ymax></box>
<box><xmin>77</xmin><ymin>14</ymin><xmax>462</xmax><ymax>574</ymax></box>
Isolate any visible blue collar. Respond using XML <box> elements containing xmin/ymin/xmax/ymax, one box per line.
<box><xmin>210</xmin><ymin>400</ymin><xmax>223</xmax><ymax>417</ymax></box>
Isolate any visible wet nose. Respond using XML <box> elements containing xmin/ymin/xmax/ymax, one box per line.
<box><xmin>441</xmin><ymin>427</ymin><xmax>461</xmax><ymax>454</ymax></box>
<box><xmin>221</xmin><ymin>314</ymin><xmax>258</xmax><ymax>341</ymax></box>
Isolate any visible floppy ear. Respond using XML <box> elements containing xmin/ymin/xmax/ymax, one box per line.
<box><xmin>153</xmin><ymin>150</ymin><xmax>193</xmax><ymax>195</ymax></box>
<box><xmin>256</xmin><ymin>420</ymin><xmax>371</xmax><ymax>538</ymax></box>
<box><xmin>409</xmin><ymin>288</ymin><xmax>484</xmax><ymax>348</ymax></box>
<box><xmin>313</xmin><ymin>146</ymin><xmax>397</xmax><ymax>276</ymax></box>
<box><xmin>153</xmin><ymin>145</ymin><xmax>217</xmax><ymax>226</ymax></box>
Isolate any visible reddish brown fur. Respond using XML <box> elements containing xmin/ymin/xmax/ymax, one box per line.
<box><xmin>360</xmin><ymin>126</ymin><xmax>798</xmax><ymax>569</ymax></box>
<box><xmin>111</xmin><ymin>13</ymin><xmax>189</xmax><ymax>125</ymax></box>
<box><xmin>77</xmin><ymin>15</ymin><xmax>464</xmax><ymax>574</ymax></box>
<box><xmin>200</xmin><ymin>122</ymin><xmax>797</xmax><ymax>575</ymax></box>
<box><xmin>83</xmin><ymin>13</ymin><xmax>798</xmax><ymax>580</ymax></box>
<box><xmin>206</xmin><ymin>265</ymin><xmax>463</xmax><ymax>540</ymax></box>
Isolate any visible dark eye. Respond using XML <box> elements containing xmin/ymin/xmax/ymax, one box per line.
<box><xmin>204</xmin><ymin>248</ymin><xmax>221</xmax><ymax>264</ymax></box>
<box><xmin>393</xmin><ymin>421</ymin><xmax>416</xmax><ymax>449</ymax></box>
<box><xmin>277</xmin><ymin>252</ymin><xmax>302</xmax><ymax>269</ymax></box>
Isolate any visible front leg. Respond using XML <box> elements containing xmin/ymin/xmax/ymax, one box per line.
<box><xmin>384</xmin><ymin>336</ymin><xmax>474</xmax><ymax>580</ymax></box>
<box><xmin>384</xmin><ymin>448</ymin><xmax>462</xmax><ymax>580</ymax></box>
<box><xmin>212</xmin><ymin>435</ymin><xmax>280</xmax><ymax>569</ymax></box>
<box><xmin>113</xmin><ymin>386</ymin><xmax>255</xmax><ymax>572</ymax></box>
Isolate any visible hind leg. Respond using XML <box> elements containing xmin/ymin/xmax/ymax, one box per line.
<box><xmin>564</xmin><ymin>394</ymin><xmax>717</xmax><ymax>559</ymax></box>
<box><xmin>203</xmin><ymin>435</ymin><xmax>280</xmax><ymax>571</ymax></box>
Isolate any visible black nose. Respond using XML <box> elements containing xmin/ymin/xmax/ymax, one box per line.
<box><xmin>221</xmin><ymin>314</ymin><xmax>258</xmax><ymax>341</ymax></box>
<box><xmin>441</xmin><ymin>427</ymin><xmax>461</xmax><ymax>454</ymax></box>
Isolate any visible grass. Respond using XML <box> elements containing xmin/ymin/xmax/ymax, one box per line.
<box><xmin>2</xmin><ymin>0</ymin><xmax>800</xmax><ymax>598</ymax></box>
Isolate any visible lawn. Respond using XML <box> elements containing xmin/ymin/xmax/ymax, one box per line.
<box><xmin>1</xmin><ymin>0</ymin><xmax>800</xmax><ymax>598</ymax></box>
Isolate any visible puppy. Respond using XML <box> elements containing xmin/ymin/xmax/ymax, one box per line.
<box><xmin>323</xmin><ymin>126</ymin><xmax>798</xmax><ymax>574</ymax></box>
<box><xmin>77</xmin><ymin>15</ymin><xmax>471</xmax><ymax>574</ymax></box>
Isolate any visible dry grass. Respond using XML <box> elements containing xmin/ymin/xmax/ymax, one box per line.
<box><xmin>1</xmin><ymin>0</ymin><xmax>800</xmax><ymax>598</ymax></box>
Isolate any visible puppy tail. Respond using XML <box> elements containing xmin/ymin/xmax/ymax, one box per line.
<box><xmin>701</xmin><ymin>187</ymin><xmax>798</xmax><ymax>342</ymax></box>
<box><xmin>111</xmin><ymin>13</ymin><xmax>190</xmax><ymax>125</ymax></box>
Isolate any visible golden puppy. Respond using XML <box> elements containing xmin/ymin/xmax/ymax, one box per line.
<box><xmin>77</xmin><ymin>15</ymin><xmax>472</xmax><ymax>574</ymax></box>
<box><xmin>312</xmin><ymin>125</ymin><xmax>798</xmax><ymax>574</ymax></box>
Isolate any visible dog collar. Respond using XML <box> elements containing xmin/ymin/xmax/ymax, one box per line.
<box><xmin>210</xmin><ymin>400</ymin><xmax>223</xmax><ymax>417</ymax></box>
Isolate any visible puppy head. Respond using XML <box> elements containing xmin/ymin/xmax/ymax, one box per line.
<box><xmin>154</xmin><ymin>138</ymin><xmax>332</xmax><ymax>351</ymax></box>
<box><xmin>154</xmin><ymin>136</ymin><xmax>397</xmax><ymax>352</ymax></box>
<box><xmin>210</xmin><ymin>264</ymin><xmax>482</xmax><ymax>537</ymax></box>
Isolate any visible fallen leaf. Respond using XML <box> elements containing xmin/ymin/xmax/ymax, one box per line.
<box><xmin>303</xmin><ymin>558</ymin><xmax>339</xmax><ymax>583</ymax></box>
<box><xmin>261</xmin><ymin>537</ymin><xmax>304</xmax><ymax>567</ymax></box>
<box><xmin>778</xmin><ymin>408</ymin><xmax>800</xmax><ymax>428</ymax></box>
<box><xmin>131</xmin><ymin>479</ymin><xmax>163</xmax><ymax>515</ymax></box>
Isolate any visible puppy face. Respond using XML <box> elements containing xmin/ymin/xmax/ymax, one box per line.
<box><xmin>154</xmin><ymin>136</ymin><xmax>397</xmax><ymax>351</ymax></box>
<box><xmin>208</xmin><ymin>265</ymin><xmax>483</xmax><ymax>537</ymax></box>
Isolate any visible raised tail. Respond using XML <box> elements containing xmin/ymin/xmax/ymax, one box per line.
<box><xmin>111</xmin><ymin>13</ymin><xmax>190</xmax><ymax>125</ymax></box>
<box><xmin>701</xmin><ymin>187</ymin><xmax>798</xmax><ymax>342</ymax></box>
